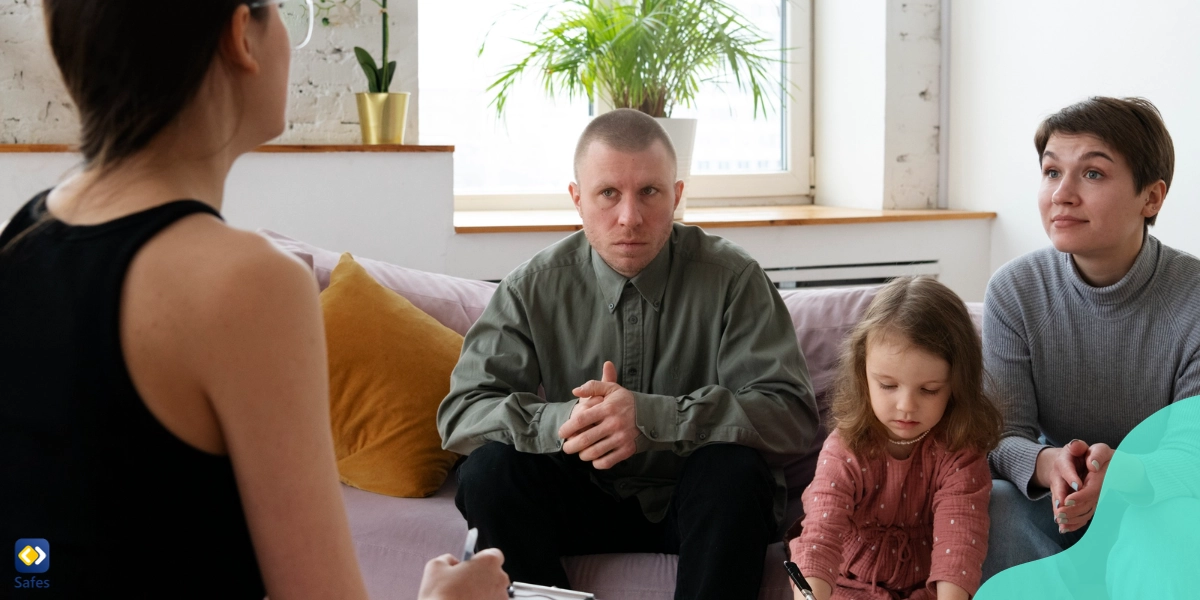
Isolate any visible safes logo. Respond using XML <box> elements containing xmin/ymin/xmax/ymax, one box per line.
<box><xmin>14</xmin><ymin>539</ymin><xmax>49</xmax><ymax>574</ymax></box>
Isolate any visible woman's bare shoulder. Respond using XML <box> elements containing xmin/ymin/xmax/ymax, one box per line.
<box><xmin>134</xmin><ymin>213</ymin><xmax>316</xmax><ymax>309</ymax></box>
<box><xmin>123</xmin><ymin>213</ymin><xmax>322</xmax><ymax>384</ymax></box>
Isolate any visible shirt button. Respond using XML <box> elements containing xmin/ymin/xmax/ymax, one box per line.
<box><xmin>628</xmin><ymin>367</ymin><xmax>638</xmax><ymax>376</ymax></box>
<box><xmin>699</xmin><ymin>432</ymin><xmax>708</xmax><ymax>440</ymax></box>
<box><xmin>628</xmin><ymin>316</ymin><xmax>639</xmax><ymax>324</ymax></box>
<box><xmin>608</xmin><ymin>303</ymin><xmax>614</xmax><ymax>310</ymax></box>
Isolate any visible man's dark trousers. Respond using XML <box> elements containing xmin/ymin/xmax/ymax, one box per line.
<box><xmin>455</xmin><ymin>442</ymin><xmax>777</xmax><ymax>600</ymax></box>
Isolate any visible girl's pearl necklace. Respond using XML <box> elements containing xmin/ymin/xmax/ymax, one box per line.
<box><xmin>888</xmin><ymin>428</ymin><xmax>930</xmax><ymax>446</ymax></box>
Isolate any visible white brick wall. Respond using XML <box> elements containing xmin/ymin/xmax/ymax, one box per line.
<box><xmin>0</xmin><ymin>0</ymin><xmax>419</xmax><ymax>144</ymax></box>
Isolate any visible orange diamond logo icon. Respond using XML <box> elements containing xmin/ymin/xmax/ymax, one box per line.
<box><xmin>17</xmin><ymin>545</ymin><xmax>37</xmax><ymax>567</ymax></box>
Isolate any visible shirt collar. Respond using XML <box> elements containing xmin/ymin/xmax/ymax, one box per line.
<box><xmin>590</xmin><ymin>231</ymin><xmax>673</xmax><ymax>314</ymax></box>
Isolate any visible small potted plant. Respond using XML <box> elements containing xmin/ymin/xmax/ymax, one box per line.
<box><xmin>484</xmin><ymin>0</ymin><xmax>782</xmax><ymax>217</ymax></box>
<box><xmin>327</xmin><ymin>0</ymin><xmax>409</xmax><ymax>144</ymax></box>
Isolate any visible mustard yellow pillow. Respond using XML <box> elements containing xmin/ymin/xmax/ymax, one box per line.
<box><xmin>320</xmin><ymin>253</ymin><xmax>460</xmax><ymax>497</ymax></box>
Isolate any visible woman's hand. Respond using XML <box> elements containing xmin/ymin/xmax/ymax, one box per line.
<box><xmin>418</xmin><ymin>548</ymin><xmax>510</xmax><ymax>600</ymax></box>
<box><xmin>1036</xmin><ymin>440</ymin><xmax>1114</xmax><ymax>533</ymax></box>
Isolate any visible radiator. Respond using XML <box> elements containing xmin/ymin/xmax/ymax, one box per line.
<box><xmin>764</xmin><ymin>260</ymin><xmax>940</xmax><ymax>289</ymax></box>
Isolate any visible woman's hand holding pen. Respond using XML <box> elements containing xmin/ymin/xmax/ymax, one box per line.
<box><xmin>1035</xmin><ymin>439</ymin><xmax>1114</xmax><ymax>533</ymax></box>
<box><xmin>418</xmin><ymin>549</ymin><xmax>510</xmax><ymax>600</ymax></box>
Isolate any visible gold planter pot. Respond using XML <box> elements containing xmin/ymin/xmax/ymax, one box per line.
<box><xmin>356</xmin><ymin>92</ymin><xmax>410</xmax><ymax>145</ymax></box>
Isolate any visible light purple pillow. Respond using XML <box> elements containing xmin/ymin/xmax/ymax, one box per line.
<box><xmin>258</xmin><ymin>229</ymin><xmax>497</xmax><ymax>336</ymax></box>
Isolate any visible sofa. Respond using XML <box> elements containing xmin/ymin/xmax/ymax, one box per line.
<box><xmin>262</xmin><ymin>229</ymin><xmax>983</xmax><ymax>600</ymax></box>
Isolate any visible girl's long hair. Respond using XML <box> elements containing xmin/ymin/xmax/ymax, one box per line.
<box><xmin>830</xmin><ymin>276</ymin><xmax>1003</xmax><ymax>459</ymax></box>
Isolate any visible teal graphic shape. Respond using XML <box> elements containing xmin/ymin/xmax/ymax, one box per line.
<box><xmin>977</xmin><ymin>395</ymin><xmax>1200</xmax><ymax>599</ymax></box>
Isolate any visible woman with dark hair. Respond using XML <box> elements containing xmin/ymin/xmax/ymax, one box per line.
<box><xmin>0</xmin><ymin>2</ymin><xmax>507</xmax><ymax>598</ymax></box>
<box><xmin>981</xmin><ymin>97</ymin><xmax>1200</xmax><ymax>581</ymax></box>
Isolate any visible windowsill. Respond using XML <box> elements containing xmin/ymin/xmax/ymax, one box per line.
<box><xmin>0</xmin><ymin>144</ymin><xmax>455</xmax><ymax>153</ymax></box>
<box><xmin>454</xmin><ymin>205</ymin><xmax>997</xmax><ymax>233</ymax></box>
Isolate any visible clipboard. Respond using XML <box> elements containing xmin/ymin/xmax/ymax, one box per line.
<box><xmin>508</xmin><ymin>581</ymin><xmax>596</xmax><ymax>599</ymax></box>
<box><xmin>462</xmin><ymin>529</ymin><xmax>597</xmax><ymax>599</ymax></box>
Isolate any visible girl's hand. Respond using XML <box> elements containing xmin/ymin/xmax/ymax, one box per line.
<box><xmin>934</xmin><ymin>580</ymin><xmax>969</xmax><ymax>600</ymax></box>
<box><xmin>792</xmin><ymin>576</ymin><xmax>832</xmax><ymax>600</ymax></box>
<box><xmin>1057</xmin><ymin>442</ymin><xmax>1114</xmax><ymax>533</ymax></box>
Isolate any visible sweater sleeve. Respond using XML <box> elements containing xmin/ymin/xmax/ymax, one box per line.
<box><xmin>983</xmin><ymin>272</ymin><xmax>1051</xmax><ymax>499</ymax></box>
<box><xmin>1173</xmin><ymin>346</ymin><xmax>1200</xmax><ymax>403</ymax></box>
<box><xmin>927</xmin><ymin>450</ymin><xmax>992</xmax><ymax>597</ymax></box>
<box><xmin>1117</xmin><ymin>397</ymin><xmax>1200</xmax><ymax>506</ymax></box>
<box><xmin>789</xmin><ymin>434</ymin><xmax>861</xmax><ymax>586</ymax></box>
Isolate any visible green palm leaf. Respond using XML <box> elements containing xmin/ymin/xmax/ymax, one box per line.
<box><xmin>484</xmin><ymin>0</ymin><xmax>783</xmax><ymax>119</ymax></box>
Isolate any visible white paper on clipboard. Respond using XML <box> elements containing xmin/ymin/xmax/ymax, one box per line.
<box><xmin>509</xmin><ymin>581</ymin><xmax>596</xmax><ymax>599</ymax></box>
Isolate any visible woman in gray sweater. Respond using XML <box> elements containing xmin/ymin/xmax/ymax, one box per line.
<box><xmin>980</xmin><ymin>96</ymin><xmax>1200</xmax><ymax>580</ymax></box>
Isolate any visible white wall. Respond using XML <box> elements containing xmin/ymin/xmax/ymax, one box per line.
<box><xmin>948</xmin><ymin>0</ymin><xmax>1200</xmax><ymax>272</ymax></box>
<box><xmin>0</xmin><ymin>151</ymin><xmax>454</xmax><ymax>274</ymax></box>
<box><xmin>0</xmin><ymin>151</ymin><xmax>993</xmax><ymax>301</ymax></box>
<box><xmin>813</xmin><ymin>0</ymin><xmax>887</xmax><ymax>209</ymax></box>
<box><xmin>814</xmin><ymin>0</ymin><xmax>943</xmax><ymax>210</ymax></box>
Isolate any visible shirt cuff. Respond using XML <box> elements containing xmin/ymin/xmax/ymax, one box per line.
<box><xmin>631</xmin><ymin>392</ymin><xmax>682</xmax><ymax>450</ymax></box>
<box><xmin>533</xmin><ymin>399</ymin><xmax>578</xmax><ymax>454</ymax></box>
<box><xmin>990</xmin><ymin>435</ymin><xmax>1051</xmax><ymax>500</ymax></box>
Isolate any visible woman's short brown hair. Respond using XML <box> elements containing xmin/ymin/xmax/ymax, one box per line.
<box><xmin>830</xmin><ymin>277</ymin><xmax>1003</xmax><ymax>459</ymax></box>
<box><xmin>1034</xmin><ymin>96</ymin><xmax>1174</xmax><ymax>227</ymax></box>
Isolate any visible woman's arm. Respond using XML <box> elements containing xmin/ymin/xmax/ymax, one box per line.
<box><xmin>192</xmin><ymin>237</ymin><xmax>368</xmax><ymax>599</ymax></box>
<box><xmin>982</xmin><ymin>277</ymin><xmax>1050</xmax><ymax>498</ymax></box>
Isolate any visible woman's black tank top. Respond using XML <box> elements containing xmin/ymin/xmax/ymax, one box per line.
<box><xmin>0</xmin><ymin>191</ymin><xmax>265</xmax><ymax>598</ymax></box>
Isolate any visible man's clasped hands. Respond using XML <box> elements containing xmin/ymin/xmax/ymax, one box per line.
<box><xmin>558</xmin><ymin>361</ymin><xmax>642</xmax><ymax>470</ymax></box>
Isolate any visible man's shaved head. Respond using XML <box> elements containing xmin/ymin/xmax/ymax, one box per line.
<box><xmin>574</xmin><ymin>108</ymin><xmax>677</xmax><ymax>181</ymax></box>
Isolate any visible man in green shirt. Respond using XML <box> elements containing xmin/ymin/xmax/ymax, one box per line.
<box><xmin>438</xmin><ymin>109</ymin><xmax>818</xmax><ymax>600</ymax></box>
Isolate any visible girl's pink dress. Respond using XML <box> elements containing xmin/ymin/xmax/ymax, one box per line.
<box><xmin>788</xmin><ymin>430</ymin><xmax>991</xmax><ymax>600</ymax></box>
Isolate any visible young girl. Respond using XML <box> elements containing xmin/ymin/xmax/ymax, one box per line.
<box><xmin>789</xmin><ymin>277</ymin><xmax>1003</xmax><ymax>600</ymax></box>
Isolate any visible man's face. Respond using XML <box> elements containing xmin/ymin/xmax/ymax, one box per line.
<box><xmin>570</xmin><ymin>140</ymin><xmax>683</xmax><ymax>278</ymax></box>
<box><xmin>1038</xmin><ymin>133</ymin><xmax>1163</xmax><ymax>264</ymax></box>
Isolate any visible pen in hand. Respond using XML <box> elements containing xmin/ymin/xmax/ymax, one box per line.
<box><xmin>784</xmin><ymin>560</ymin><xmax>817</xmax><ymax>600</ymax></box>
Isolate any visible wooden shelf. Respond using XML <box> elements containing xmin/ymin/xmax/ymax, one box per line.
<box><xmin>0</xmin><ymin>144</ymin><xmax>453</xmax><ymax>153</ymax></box>
<box><xmin>454</xmin><ymin>205</ymin><xmax>997</xmax><ymax>233</ymax></box>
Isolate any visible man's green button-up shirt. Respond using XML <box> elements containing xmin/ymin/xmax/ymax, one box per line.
<box><xmin>438</xmin><ymin>223</ymin><xmax>818</xmax><ymax>523</ymax></box>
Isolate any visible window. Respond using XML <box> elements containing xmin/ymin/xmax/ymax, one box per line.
<box><xmin>418</xmin><ymin>0</ymin><xmax>812</xmax><ymax>208</ymax></box>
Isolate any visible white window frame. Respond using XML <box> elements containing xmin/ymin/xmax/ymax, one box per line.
<box><xmin>455</xmin><ymin>0</ymin><xmax>813</xmax><ymax>211</ymax></box>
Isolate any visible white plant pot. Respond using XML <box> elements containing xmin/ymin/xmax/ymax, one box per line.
<box><xmin>655</xmin><ymin>117</ymin><xmax>697</xmax><ymax>221</ymax></box>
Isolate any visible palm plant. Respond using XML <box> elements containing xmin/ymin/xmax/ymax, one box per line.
<box><xmin>484</xmin><ymin>0</ymin><xmax>781</xmax><ymax>119</ymax></box>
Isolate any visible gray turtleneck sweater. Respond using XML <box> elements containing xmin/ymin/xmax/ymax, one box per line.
<box><xmin>984</xmin><ymin>234</ymin><xmax>1200</xmax><ymax>498</ymax></box>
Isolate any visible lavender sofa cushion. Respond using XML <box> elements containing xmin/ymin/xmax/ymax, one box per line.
<box><xmin>342</xmin><ymin>475</ymin><xmax>799</xmax><ymax>600</ymax></box>
<box><xmin>259</xmin><ymin>229</ymin><xmax>496</xmax><ymax>336</ymax></box>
